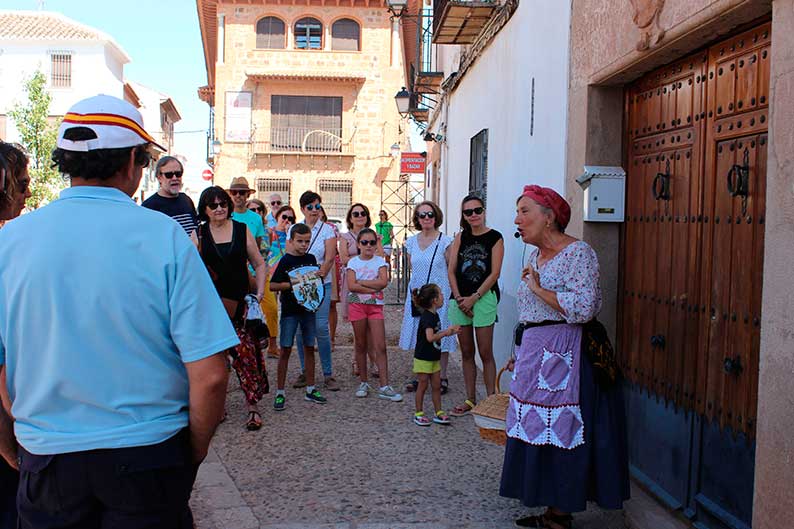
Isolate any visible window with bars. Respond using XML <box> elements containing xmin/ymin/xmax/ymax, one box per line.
<box><xmin>294</xmin><ymin>17</ymin><xmax>323</xmax><ymax>50</ymax></box>
<box><xmin>50</xmin><ymin>52</ymin><xmax>72</xmax><ymax>88</ymax></box>
<box><xmin>469</xmin><ymin>129</ymin><xmax>488</xmax><ymax>204</ymax></box>
<box><xmin>256</xmin><ymin>16</ymin><xmax>286</xmax><ymax>49</ymax></box>
<box><xmin>331</xmin><ymin>19</ymin><xmax>360</xmax><ymax>51</ymax></box>
<box><xmin>317</xmin><ymin>179</ymin><xmax>353</xmax><ymax>219</ymax></box>
<box><xmin>256</xmin><ymin>178</ymin><xmax>292</xmax><ymax>206</ymax></box>
<box><xmin>270</xmin><ymin>95</ymin><xmax>343</xmax><ymax>152</ymax></box>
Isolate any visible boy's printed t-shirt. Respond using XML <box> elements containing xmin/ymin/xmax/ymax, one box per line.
<box><xmin>271</xmin><ymin>252</ymin><xmax>319</xmax><ymax>316</ymax></box>
<box><xmin>346</xmin><ymin>256</ymin><xmax>387</xmax><ymax>305</ymax></box>
<box><xmin>414</xmin><ymin>311</ymin><xmax>442</xmax><ymax>362</ymax></box>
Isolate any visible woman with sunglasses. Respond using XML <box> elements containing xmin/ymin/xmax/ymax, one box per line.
<box><xmin>340</xmin><ymin>203</ymin><xmax>384</xmax><ymax>376</ymax></box>
<box><xmin>0</xmin><ymin>142</ymin><xmax>31</xmax><ymax>529</ymax></box>
<box><xmin>197</xmin><ymin>186</ymin><xmax>269</xmax><ymax>431</ymax></box>
<box><xmin>447</xmin><ymin>194</ymin><xmax>504</xmax><ymax>417</ymax></box>
<box><xmin>247</xmin><ymin>198</ymin><xmax>281</xmax><ymax>358</ymax></box>
<box><xmin>399</xmin><ymin>201</ymin><xmax>456</xmax><ymax>394</ymax></box>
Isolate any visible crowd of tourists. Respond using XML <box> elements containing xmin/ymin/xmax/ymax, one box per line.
<box><xmin>0</xmin><ymin>94</ymin><xmax>629</xmax><ymax>529</ymax></box>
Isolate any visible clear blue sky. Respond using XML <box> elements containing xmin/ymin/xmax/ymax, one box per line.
<box><xmin>7</xmin><ymin>0</ymin><xmax>209</xmax><ymax>172</ymax></box>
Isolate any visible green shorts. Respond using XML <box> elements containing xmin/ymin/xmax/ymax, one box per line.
<box><xmin>413</xmin><ymin>358</ymin><xmax>441</xmax><ymax>374</ymax></box>
<box><xmin>448</xmin><ymin>290</ymin><xmax>498</xmax><ymax>327</ymax></box>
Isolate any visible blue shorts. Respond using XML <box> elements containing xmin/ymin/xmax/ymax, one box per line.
<box><xmin>280</xmin><ymin>313</ymin><xmax>317</xmax><ymax>348</ymax></box>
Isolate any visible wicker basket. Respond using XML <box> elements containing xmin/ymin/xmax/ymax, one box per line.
<box><xmin>471</xmin><ymin>366</ymin><xmax>510</xmax><ymax>446</ymax></box>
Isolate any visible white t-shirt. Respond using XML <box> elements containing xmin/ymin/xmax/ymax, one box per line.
<box><xmin>346</xmin><ymin>255</ymin><xmax>388</xmax><ymax>305</ymax></box>
<box><xmin>306</xmin><ymin>221</ymin><xmax>337</xmax><ymax>284</ymax></box>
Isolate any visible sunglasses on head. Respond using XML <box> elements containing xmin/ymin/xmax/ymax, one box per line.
<box><xmin>305</xmin><ymin>203</ymin><xmax>323</xmax><ymax>211</ymax></box>
<box><xmin>281</xmin><ymin>214</ymin><xmax>295</xmax><ymax>222</ymax></box>
<box><xmin>207</xmin><ymin>202</ymin><xmax>228</xmax><ymax>210</ymax></box>
<box><xmin>270</xmin><ymin>200</ymin><xmax>282</xmax><ymax>206</ymax></box>
<box><xmin>359</xmin><ymin>239</ymin><xmax>377</xmax><ymax>246</ymax></box>
<box><xmin>160</xmin><ymin>170</ymin><xmax>183</xmax><ymax>179</ymax></box>
<box><xmin>248</xmin><ymin>207</ymin><xmax>262</xmax><ymax>213</ymax></box>
<box><xmin>229</xmin><ymin>190</ymin><xmax>249</xmax><ymax>196</ymax></box>
<box><xmin>351</xmin><ymin>211</ymin><xmax>367</xmax><ymax>218</ymax></box>
<box><xmin>462</xmin><ymin>206</ymin><xmax>485</xmax><ymax>217</ymax></box>
<box><xmin>417</xmin><ymin>211</ymin><xmax>435</xmax><ymax>219</ymax></box>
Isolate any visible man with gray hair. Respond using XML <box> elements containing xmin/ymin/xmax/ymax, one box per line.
<box><xmin>265</xmin><ymin>192</ymin><xmax>284</xmax><ymax>228</ymax></box>
<box><xmin>141</xmin><ymin>155</ymin><xmax>198</xmax><ymax>235</ymax></box>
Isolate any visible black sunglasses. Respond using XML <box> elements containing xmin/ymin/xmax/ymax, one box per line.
<box><xmin>229</xmin><ymin>190</ymin><xmax>249</xmax><ymax>196</ymax></box>
<box><xmin>462</xmin><ymin>206</ymin><xmax>485</xmax><ymax>217</ymax></box>
<box><xmin>248</xmin><ymin>207</ymin><xmax>262</xmax><ymax>213</ymax></box>
<box><xmin>160</xmin><ymin>170</ymin><xmax>183</xmax><ymax>179</ymax></box>
<box><xmin>417</xmin><ymin>211</ymin><xmax>435</xmax><ymax>219</ymax></box>
<box><xmin>351</xmin><ymin>211</ymin><xmax>367</xmax><ymax>218</ymax></box>
<box><xmin>281</xmin><ymin>214</ymin><xmax>295</xmax><ymax>222</ymax></box>
<box><xmin>359</xmin><ymin>239</ymin><xmax>377</xmax><ymax>246</ymax></box>
<box><xmin>305</xmin><ymin>203</ymin><xmax>323</xmax><ymax>211</ymax></box>
<box><xmin>207</xmin><ymin>202</ymin><xmax>228</xmax><ymax>210</ymax></box>
<box><xmin>270</xmin><ymin>200</ymin><xmax>282</xmax><ymax>206</ymax></box>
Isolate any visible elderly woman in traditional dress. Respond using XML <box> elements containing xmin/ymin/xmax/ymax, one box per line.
<box><xmin>500</xmin><ymin>185</ymin><xmax>629</xmax><ymax>528</ymax></box>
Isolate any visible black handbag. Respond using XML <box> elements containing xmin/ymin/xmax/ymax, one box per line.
<box><xmin>410</xmin><ymin>234</ymin><xmax>442</xmax><ymax>317</ymax></box>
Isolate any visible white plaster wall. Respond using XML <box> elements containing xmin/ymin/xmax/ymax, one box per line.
<box><xmin>434</xmin><ymin>0</ymin><xmax>572</xmax><ymax>371</ymax></box>
<box><xmin>0</xmin><ymin>41</ymin><xmax>126</xmax><ymax>142</ymax></box>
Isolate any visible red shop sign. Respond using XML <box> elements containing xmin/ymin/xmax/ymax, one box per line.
<box><xmin>400</xmin><ymin>152</ymin><xmax>426</xmax><ymax>174</ymax></box>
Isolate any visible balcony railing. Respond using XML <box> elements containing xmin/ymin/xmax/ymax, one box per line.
<box><xmin>254</xmin><ymin>127</ymin><xmax>352</xmax><ymax>154</ymax></box>
<box><xmin>433</xmin><ymin>0</ymin><xmax>497</xmax><ymax>45</ymax></box>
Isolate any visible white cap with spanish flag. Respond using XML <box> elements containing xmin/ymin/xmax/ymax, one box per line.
<box><xmin>56</xmin><ymin>94</ymin><xmax>166</xmax><ymax>152</ymax></box>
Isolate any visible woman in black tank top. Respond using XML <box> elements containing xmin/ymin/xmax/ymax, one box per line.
<box><xmin>197</xmin><ymin>187</ymin><xmax>268</xmax><ymax>431</ymax></box>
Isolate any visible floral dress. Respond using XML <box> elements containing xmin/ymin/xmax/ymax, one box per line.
<box><xmin>398</xmin><ymin>232</ymin><xmax>457</xmax><ymax>353</ymax></box>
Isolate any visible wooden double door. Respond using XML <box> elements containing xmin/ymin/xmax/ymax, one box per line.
<box><xmin>619</xmin><ymin>22</ymin><xmax>770</xmax><ymax>529</ymax></box>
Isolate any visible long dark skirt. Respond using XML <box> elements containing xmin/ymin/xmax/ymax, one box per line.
<box><xmin>499</xmin><ymin>352</ymin><xmax>630</xmax><ymax>513</ymax></box>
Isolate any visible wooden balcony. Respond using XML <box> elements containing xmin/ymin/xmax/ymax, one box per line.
<box><xmin>432</xmin><ymin>0</ymin><xmax>496</xmax><ymax>45</ymax></box>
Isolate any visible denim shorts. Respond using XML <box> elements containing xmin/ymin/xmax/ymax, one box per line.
<box><xmin>280</xmin><ymin>313</ymin><xmax>317</xmax><ymax>348</ymax></box>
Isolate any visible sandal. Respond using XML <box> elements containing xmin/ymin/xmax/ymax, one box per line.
<box><xmin>433</xmin><ymin>410</ymin><xmax>451</xmax><ymax>425</ymax></box>
<box><xmin>413</xmin><ymin>412</ymin><xmax>432</xmax><ymax>427</ymax></box>
<box><xmin>515</xmin><ymin>512</ymin><xmax>573</xmax><ymax>529</ymax></box>
<box><xmin>450</xmin><ymin>399</ymin><xmax>476</xmax><ymax>417</ymax></box>
<box><xmin>440</xmin><ymin>378</ymin><xmax>449</xmax><ymax>395</ymax></box>
<box><xmin>404</xmin><ymin>379</ymin><xmax>418</xmax><ymax>393</ymax></box>
<box><xmin>245</xmin><ymin>411</ymin><xmax>262</xmax><ymax>431</ymax></box>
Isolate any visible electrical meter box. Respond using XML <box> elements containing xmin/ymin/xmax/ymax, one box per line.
<box><xmin>577</xmin><ymin>166</ymin><xmax>626</xmax><ymax>222</ymax></box>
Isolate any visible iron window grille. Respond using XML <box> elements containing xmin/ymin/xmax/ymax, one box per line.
<box><xmin>318</xmin><ymin>179</ymin><xmax>353</xmax><ymax>220</ymax></box>
<box><xmin>50</xmin><ymin>52</ymin><xmax>72</xmax><ymax>88</ymax></box>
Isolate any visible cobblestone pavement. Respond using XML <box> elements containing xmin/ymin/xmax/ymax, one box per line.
<box><xmin>191</xmin><ymin>304</ymin><xmax>627</xmax><ymax>529</ymax></box>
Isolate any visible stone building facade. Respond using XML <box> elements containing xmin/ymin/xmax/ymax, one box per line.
<box><xmin>197</xmin><ymin>0</ymin><xmax>406</xmax><ymax>220</ymax></box>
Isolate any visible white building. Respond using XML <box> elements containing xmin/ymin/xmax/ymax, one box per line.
<box><xmin>0</xmin><ymin>10</ymin><xmax>131</xmax><ymax>141</ymax></box>
<box><xmin>400</xmin><ymin>0</ymin><xmax>572</xmax><ymax>369</ymax></box>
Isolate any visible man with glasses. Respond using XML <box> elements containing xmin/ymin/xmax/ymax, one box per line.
<box><xmin>141</xmin><ymin>155</ymin><xmax>198</xmax><ymax>235</ymax></box>
<box><xmin>0</xmin><ymin>95</ymin><xmax>236</xmax><ymax>528</ymax></box>
<box><xmin>228</xmin><ymin>177</ymin><xmax>266</xmax><ymax>246</ymax></box>
<box><xmin>265</xmin><ymin>192</ymin><xmax>283</xmax><ymax>228</ymax></box>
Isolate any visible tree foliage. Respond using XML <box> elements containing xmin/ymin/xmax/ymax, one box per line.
<box><xmin>8</xmin><ymin>71</ymin><xmax>65</xmax><ymax>209</ymax></box>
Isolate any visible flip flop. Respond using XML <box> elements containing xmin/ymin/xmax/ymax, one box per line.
<box><xmin>450</xmin><ymin>399</ymin><xmax>475</xmax><ymax>417</ymax></box>
<box><xmin>245</xmin><ymin>411</ymin><xmax>262</xmax><ymax>431</ymax></box>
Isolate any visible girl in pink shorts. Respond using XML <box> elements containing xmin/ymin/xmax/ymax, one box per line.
<box><xmin>346</xmin><ymin>228</ymin><xmax>402</xmax><ymax>402</ymax></box>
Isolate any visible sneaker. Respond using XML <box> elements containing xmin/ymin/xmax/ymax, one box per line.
<box><xmin>324</xmin><ymin>376</ymin><xmax>340</xmax><ymax>392</ymax></box>
<box><xmin>355</xmin><ymin>382</ymin><xmax>370</xmax><ymax>398</ymax></box>
<box><xmin>292</xmin><ymin>373</ymin><xmax>307</xmax><ymax>388</ymax></box>
<box><xmin>273</xmin><ymin>394</ymin><xmax>286</xmax><ymax>411</ymax></box>
<box><xmin>377</xmin><ymin>385</ymin><xmax>403</xmax><ymax>402</ymax></box>
<box><xmin>304</xmin><ymin>389</ymin><xmax>327</xmax><ymax>404</ymax></box>
<box><xmin>433</xmin><ymin>411</ymin><xmax>451</xmax><ymax>425</ymax></box>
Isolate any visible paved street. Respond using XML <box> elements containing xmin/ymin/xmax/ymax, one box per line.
<box><xmin>190</xmin><ymin>304</ymin><xmax>627</xmax><ymax>529</ymax></box>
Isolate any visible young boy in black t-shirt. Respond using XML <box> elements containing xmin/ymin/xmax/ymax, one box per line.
<box><xmin>410</xmin><ymin>284</ymin><xmax>460</xmax><ymax>426</ymax></box>
<box><xmin>270</xmin><ymin>223</ymin><xmax>327</xmax><ymax>410</ymax></box>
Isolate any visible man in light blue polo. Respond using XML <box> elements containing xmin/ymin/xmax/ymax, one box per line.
<box><xmin>0</xmin><ymin>94</ymin><xmax>238</xmax><ymax>529</ymax></box>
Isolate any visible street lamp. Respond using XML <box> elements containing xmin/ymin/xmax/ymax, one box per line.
<box><xmin>387</xmin><ymin>0</ymin><xmax>408</xmax><ymax>18</ymax></box>
<box><xmin>211</xmin><ymin>139</ymin><xmax>222</xmax><ymax>156</ymax></box>
<box><xmin>394</xmin><ymin>87</ymin><xmax>411</xmax><ymax>115</ymax></box>
<box><xmin>390</xmin><ymin>142</ymin><xmax>401</xmax><ymax>159</ymax></box>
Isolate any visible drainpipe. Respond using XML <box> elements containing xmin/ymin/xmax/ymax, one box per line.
<box><xmin>391</xmin><ymin>16</ymin><xmax>400</xmax><ymax>68</ymax></box>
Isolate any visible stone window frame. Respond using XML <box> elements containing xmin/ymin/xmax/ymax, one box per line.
<box><xmin>255</xmin><ymin>15</ymin><xmax>287</xmax><ymax>49</ymax></box>
<box><xmin>293</xmin><ymin>16</ymin><xmax>324</xmax><ymax>50</ymax></box>
<box><xmin>330</xmin><ymin>17</ymin><xmax>362</xmax><ymax>52</ymax></box>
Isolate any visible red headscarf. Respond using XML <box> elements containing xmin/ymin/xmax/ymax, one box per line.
<box><xmin>521</xmin><ymin>185</ymin><xmax>571</xmax><ymax>230</ymax></box>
